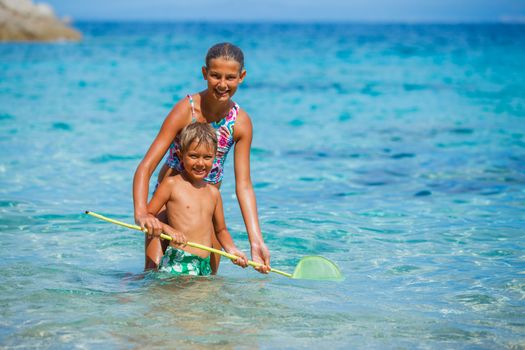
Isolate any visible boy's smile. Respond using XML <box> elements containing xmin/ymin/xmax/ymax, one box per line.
<box><xmin>180</xmin><ymin>141</ymin><xmax>216</xmax><ymax>183</ymax></box>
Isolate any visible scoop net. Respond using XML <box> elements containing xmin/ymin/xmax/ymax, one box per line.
<box><xmin>291</xmin><ymin>256</ymin><xmax>343</xmax><ymax>281</ymax></box>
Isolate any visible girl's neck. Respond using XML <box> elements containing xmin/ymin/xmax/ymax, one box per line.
<box><xmin>199</xmin><ymin>91</ymin><xmax>232</xmax><ymax>123</ymax></box>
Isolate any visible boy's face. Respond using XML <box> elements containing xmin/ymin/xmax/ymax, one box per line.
<box><xmin>180</xmin><ymin>141</ymin><xmax>215</xmax><ymax>182</ymax></box>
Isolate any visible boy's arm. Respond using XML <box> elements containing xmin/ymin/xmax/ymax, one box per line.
<box><xmin>147</xmin><ymin>179</ymin><xmax>172</xmax><ymax>216</ymax></box>
<box><xmin>145</xmin><ymin>179</ymin><xmax>186</xmax><ymax>245</ymax></box>
<box><xmin>158</xmin><ymin>221</ymin><xmax>187</xmax><ymax>246</ymax></box>
<box><xmin>212</xmin><ymin>191</ymin><xmax>248</xmax><ymax>267</ymax></box>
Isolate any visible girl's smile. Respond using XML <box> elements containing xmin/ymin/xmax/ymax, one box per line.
<box><xmin>203</xmin><ymin>58</ymin><xmax>246</xmax><ymax>102</ymax></box>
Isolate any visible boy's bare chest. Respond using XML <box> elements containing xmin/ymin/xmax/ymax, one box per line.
<box><xmin>171</xmin><ymin>187</ymin><xmax>215</xmax><ymax>213</ymax></box>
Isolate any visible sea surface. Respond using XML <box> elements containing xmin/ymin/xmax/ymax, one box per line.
<box><xmin>1</xmin><ymin>22</ymin><xmax>524</xmax><ymax>349</ymax></box>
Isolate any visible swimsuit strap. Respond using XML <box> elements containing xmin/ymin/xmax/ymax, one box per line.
<box><xmin>231</xmin><ymin>103</ymin><xmax>239</xmax><ymax>121</ymax></box>
<box><xmin>186</xmin><ymin>94</ymin><xmax>196</xmax><ymax>122</ymax></box>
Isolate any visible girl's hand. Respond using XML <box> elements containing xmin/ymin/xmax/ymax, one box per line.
<box><xmin>135</xmin><ymin>213</ymin><xmax>163</xmax><ymax>238</ymax></box>
<box><xmin>251</xmin><ymin>243</ymin><xmax>271</xmax><ymax>274</ymax></box>
<box><xmin>225</xmin><ymin>248</ymin><xmax>248</xmax><ymax>268</ymax></box>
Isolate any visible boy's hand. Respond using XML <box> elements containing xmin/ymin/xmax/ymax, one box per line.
<box><xmin>225</xmin><ymin>248</ymin><xmax>248</xmax><ymax>268</ymax></box>
<box><xmin>163</xmin><ymin>226</ymin><xmax>187</xmax><ymax>247</ymax></box>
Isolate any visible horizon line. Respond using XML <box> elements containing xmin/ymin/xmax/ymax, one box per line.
<box><xmin>67</xmin><ymin>18</ymin><xmax>525</xmax><ymax>25</ymax></box>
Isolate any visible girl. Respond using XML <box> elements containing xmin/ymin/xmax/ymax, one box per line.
<box><xmin>133</xmin><ymin>42</ymin><xmax>271</xmax><ymax>274</ymax></box>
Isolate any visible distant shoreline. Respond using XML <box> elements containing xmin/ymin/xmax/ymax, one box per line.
<box><xmin>0</xmin><ymin>0</ymin><xmax>81</xmax><ymax>42</ymax></box>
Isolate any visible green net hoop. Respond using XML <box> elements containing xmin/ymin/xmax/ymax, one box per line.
<box><xmin>291</xmin><ymin>256</ymin><xmax>343</xmax><ymax>281</ymax></box>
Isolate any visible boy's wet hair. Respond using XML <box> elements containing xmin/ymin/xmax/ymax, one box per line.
<box><xmin>179</xmin><ymin>122</ymin><xmax>217</xmax><ymax>153</ymax></box>
<box><xmin>205</xmin><ymin>42</ymin><xmax>244</xmax><ymax>71</ymax></box>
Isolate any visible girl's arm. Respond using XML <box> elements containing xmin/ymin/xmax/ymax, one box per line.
<box><xmin>133</xmin><ymin>98</ymin><xmax>191</xmax><ymax>235</ymax></box>
<box><xmin>212</xmin><ymin>189</ymin><xmax>248</xmax><ymax>267</ymax></box>
<box><xmin>233</xmin><ymin>110</ymin><xmax>271</xmax><ymax>273</ymax></box>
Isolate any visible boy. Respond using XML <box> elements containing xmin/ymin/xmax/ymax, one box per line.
<box><xmin>146</xmin><ymin>123</ymin><xmax>248</xmax><ymax>276</ymax></box>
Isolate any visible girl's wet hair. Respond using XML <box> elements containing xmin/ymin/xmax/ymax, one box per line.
<box><xmin>179</xmin><ymin>122</ymin><xmax>217</xmax><ymax>153</ymax></box>
<box><xmin>205</xmin><ymin>42</ymin><xmax>245</xmax><ymax>71</ymax></box>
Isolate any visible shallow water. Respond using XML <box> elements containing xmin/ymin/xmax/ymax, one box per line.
<box><xmin>1</xmin><ymin>22</ymin><xmax>524</xmax><ymax>349</ymax></box>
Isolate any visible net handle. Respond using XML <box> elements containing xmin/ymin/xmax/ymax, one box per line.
<box><xmin>85</xmin><ymin>211</ymin><xmax>292</xmax><ymax>278</ymax></box>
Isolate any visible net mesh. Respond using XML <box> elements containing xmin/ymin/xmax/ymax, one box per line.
<box><xmin>291</xmin><ymin>256</ymin><xmax>343</xmax><ymax>281</ymax></box>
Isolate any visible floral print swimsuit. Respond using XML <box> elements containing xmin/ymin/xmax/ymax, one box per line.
<box><xmin>165</xmin><ymin>94</ymin><xmax>238</xmax><ymax>184</ymax></box>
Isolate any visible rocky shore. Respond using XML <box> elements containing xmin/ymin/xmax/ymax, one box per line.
<box><xmin>0</xmin><ymin>0</ymin><xmax>81</xmax><ymax>42</ymax></box>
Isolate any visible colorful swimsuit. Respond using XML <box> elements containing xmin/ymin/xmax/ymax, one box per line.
<box><xmin>165</xmin><ymin>95</ymin><xmax>238</xmax><ymax>184</ymax></box>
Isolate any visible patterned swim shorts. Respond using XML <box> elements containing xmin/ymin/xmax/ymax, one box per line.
<box><xmin>159</xmin><ymin>247</ymin><xmax>211</xmax><ymax>276</ymax></box>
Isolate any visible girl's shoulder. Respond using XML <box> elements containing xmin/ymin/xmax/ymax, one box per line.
<box><xmin>232</xmin><ymin>106</ymin><xmax>253</xmax><ymax>140</ymax></box>
<box><xmin>163</xmin><ymin>95</ymin><xmax>196</xmax><ymax>126</ymax></box>
<box><xmin>172</xmin><ymin>94</ymin><xmax>195</xmax><ymax>115</ymax></box>
<box><xmin>233</xmin><ymin>105</ymin><xmax>252</xmax><ymax>126</ymax></box>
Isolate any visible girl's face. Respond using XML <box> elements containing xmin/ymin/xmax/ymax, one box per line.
<box><xmin>202</xmin><ymin>58</ymin><xmax>246</xmax><ymax>102</ymax></box>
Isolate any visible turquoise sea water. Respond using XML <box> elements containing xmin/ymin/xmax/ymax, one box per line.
<box><xmin>1</xmin><ymin>22</ymin><xmax>524</xmax><ymax>348</ymax></box>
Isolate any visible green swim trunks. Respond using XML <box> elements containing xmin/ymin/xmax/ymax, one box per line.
<box><xmin>159</xmin><ymin>247</ymin><xmax>212</xmax><ymax>276</ymax></box>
